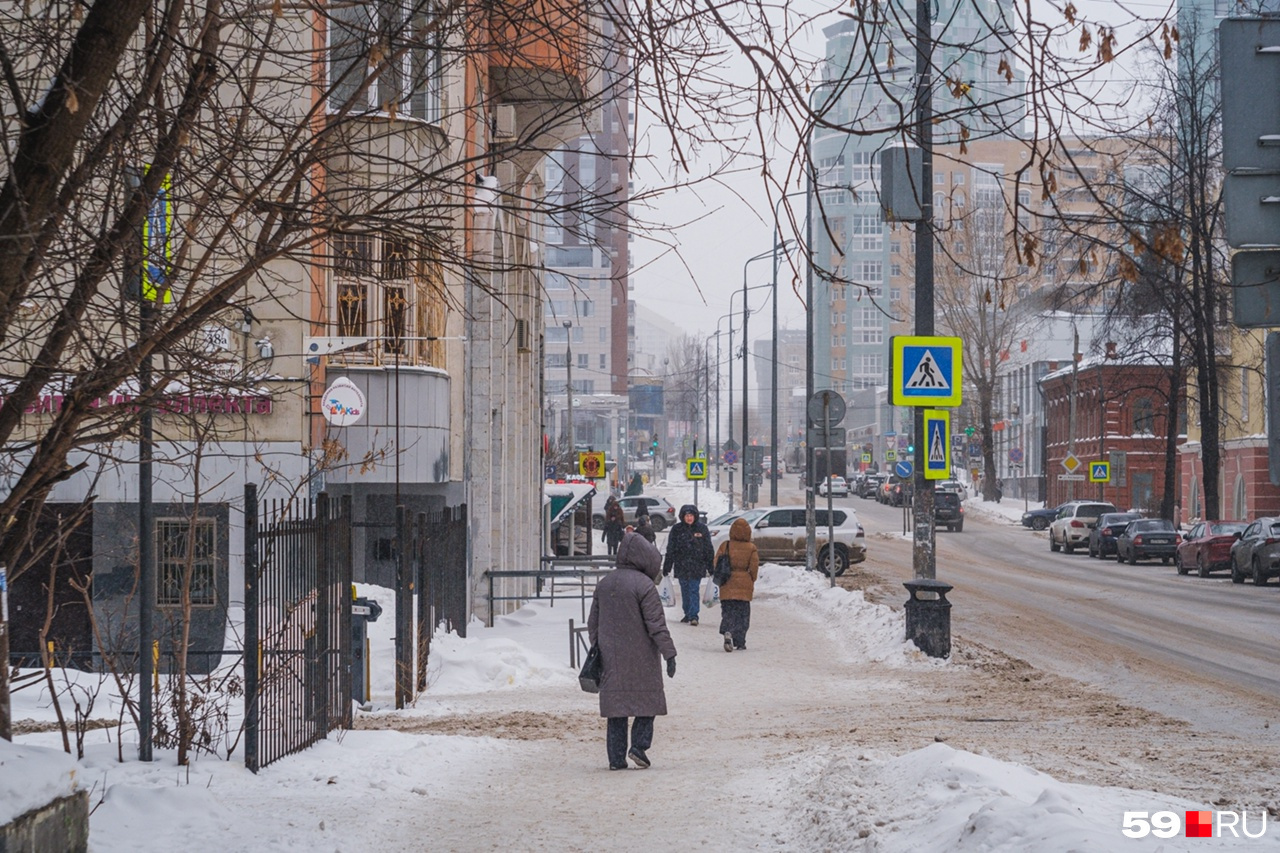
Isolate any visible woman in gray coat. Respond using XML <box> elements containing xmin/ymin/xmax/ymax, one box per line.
<box><xmin>588</xmin><ymin>531</ymin><xmax>678</xmax><ymax>770</ymax></box>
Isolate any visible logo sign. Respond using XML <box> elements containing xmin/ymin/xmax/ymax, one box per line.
<box><xmin>686</xmin><ymin>458</ymin><xmax>707</xmax><ymax>480</ymax></box>
<box><xmin>895</xmin><ymin>460</ymin><xmax>913</xmax><ymax>479</ymax></box>
<box><xmin>1120</xmin><ymin>809</ymin><xmax>1267</xmax><ymax>839</ymax></box>
<box><xmin>923</xmin><ymin>409</ymin><xmax>951</xmax><ymax>480</ymax></box>
<box><xmin>579</xmin><ymin>451</ymin><xmax>606</xmax><ymax>479</ymax></box>
<box><xmin>1008</xmin><ymin>446</ymin><xmax>1024</xmax><ymax>465</ymax></box>
<box><xmin>886</xmin><ymin>449</ymin><xmax>898</xmax><ymax>462</ymax></box>
<box><xmin>1061</xmin><ymin>452</ymin><xmax>1082</xmax><ymax>474</ymax></box>
<box><xmin>321</xmin><ymin>377</ymin><xmax>365</xmax><ymax>427</ymax></box>
<box><xmin>1089</xmin><ymin>461</ymin><xmax>1111</xmax><ymax>483</ymax></box>
<box><xmin>891</xmin><ymin>335</ymin><xmax>963</xmax><ymax>407</ymax></box>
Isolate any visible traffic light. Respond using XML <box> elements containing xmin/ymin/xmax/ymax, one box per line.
<box><xmin>907</xmin><ymin>443</ymin><xmax>915</xmax><ymax>454</ymax></box>
<box><xmin>651</xmin><ymin>433</ymin><xmax>659</xmax><ymax>457</ymax></box>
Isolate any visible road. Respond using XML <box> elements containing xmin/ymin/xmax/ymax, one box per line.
<box><xmin>844</xmin><ymin>492</ymin><xmax>1280</xmax><ymax>742</ymax></box>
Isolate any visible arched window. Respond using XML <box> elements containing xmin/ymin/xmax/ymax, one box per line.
<box><xmin>1234</xmin><ymin>474</ymin><xmax>1248</xmax><ymax>521</ymax></box>
<box><xmin>1133</xmin><ymin>398</ymin><xmax>1154</xmax><ymax>434</ymax></box>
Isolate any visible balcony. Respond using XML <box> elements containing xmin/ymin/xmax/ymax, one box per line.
<box><xmin>488</xmin><ymin>0</ymin><xmax>593</xmax><ymax>105</ymax></box>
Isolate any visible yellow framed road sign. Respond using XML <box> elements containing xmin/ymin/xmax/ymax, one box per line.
<box><xmin>1089</xmin><ymin>461</ymin><xmax>1111</xmax><ymax>483</ymax></box>
<box><xmin>890</xmin><ymin>335</ymin><xmax>963</xmax><ymax>407</ymax></box>
<box><xmin>686</xmin><ymin>458</ymin><xmax>708</xmax><ymax>480</ymax></box>
<box><xmin>923</xmin><ymin>409</ymin><xmax>951</xmax><ymax>480</ymax></box>
<box><xmin>886</xmin><ymin>449</ymin><xmax>898</xmax><ymax>462</ymax></box>
<box><xmin>578</xmin><ymin>451</ymin><xmax>606</xmax><ymax>479</ymax></box>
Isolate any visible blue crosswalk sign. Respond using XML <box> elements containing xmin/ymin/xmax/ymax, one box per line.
<box><xmin>891</xmin><ymin>336</ymin><xmax>963</xmax><ymax>407</ymax></box>
<box><xmin>687</xmin><ymin>458</ymin><xmax>708</xmax><ymax>480</ymax></box>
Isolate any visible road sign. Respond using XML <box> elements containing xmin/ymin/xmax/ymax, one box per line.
<box><xmin>723</xmin><ymin>449</ymin><xmax>738</xmax><ymax>465</ymax></box>
<box><xmin>578</xmin><ymin>451</ymin><xmax>606</xmax><ymax>479</ymax></box>
<box><xmin>895</xmin><ymin>460</ymin><xmax>914</xmax><ymax>479</ymax></box>
<box><xmin>807</xmin><ymin>427</ymin><xmax>846</xmax><ymax>447</ymax></box>
<box><xmin>861</xmin><ymin>452</ymin><xmax>872</xmax><ymax>464</ymax></box>
<box><xmin>687</xmin><ymin>458</ymin><xmax>708</xmax><ymax>480</ymax></box>
<box><xmin>807</xmin><ymin>390</ymin><xmax>847</xmax><ymax>426</ymax></box>
<box><xmin>723</xmin><ymin>438</ymin><xmax>740</xmax><ymax>452</ymax></box>
<box><xmin>923</xmin><ymin>409</ymin><xmax>950</xmax><ymax>480</ymax></box>
<box><xmin>1089</xmin><ymin>461</ymin><xmax>1111</xmax><ymax>483</ymax></box>
<box><xmin>890</xmin><ymin>335</ymin><xmax>963</xmax><ymax>407</ymax></box>
<box><xmin>1058</xmin><ymin>473</ymin><xmax>1086</xmax><ymax>481</ymax></box>
<box><xmin>1008</xmin><ymin>447</ymin><xmax>1024</xmax><ymax>465</ymax></box>
<box><xmin>886</xmin><ymin>449</ymin><xmax>898</xmax><ymax>462</ymax></box>
<box><xmin>1232</xmin><ymin>252</ymin><xmax>1280</xmax><ymax>327</ymax></box>
<box><xmin>968</xmin><ymin>441</ymin><xmax>981</xmax><ymax>459</ymax></box>
<box><xmin>1061</xmin><ymin>452</ymin><xmax>1082</xmax><ymax>474</ymax></box>
<box><xmin>544</xmin><ymin>464</ymin><xmax>556</xmax><ymax>480</ymax></box>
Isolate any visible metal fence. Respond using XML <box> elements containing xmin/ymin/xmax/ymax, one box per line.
<box><xmin>409</xmin><ymin>505</ymin><xmax>468</xmax><ymax>696</ymax></box>
<box><xmin>243</xmin><ymin>485</ymin><xmax>352</xmax><ymax>773</ymax></box>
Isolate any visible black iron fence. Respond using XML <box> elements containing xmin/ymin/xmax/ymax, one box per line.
<box><xmin>407</xmin><ymin>505</ymin><xmax>468</xmax><ymax>698</ymax></box>
<box><xmin>243</xmin><ymin>485</ymin><xmax>352</xmax><ymax>773</ymax></box>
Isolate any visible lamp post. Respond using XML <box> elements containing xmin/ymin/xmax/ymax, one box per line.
<box><xmin>771</xmin><ymin>195</ymin><xmax>806</xmax><ymax>505</ymax></box>
<box><xmin>564</xmin><ymin>320</ymin><xmax>574</xmax><ymax>474</ymax></box>
<box><xmin>661</xmin><ymin>357</ymin><xmax>670</xmax><ymax>481</ymax></box>
<box><xmin>737</xmin><ymin>258</ymin><xmax>783</xmax><ymax>510</ymax></box>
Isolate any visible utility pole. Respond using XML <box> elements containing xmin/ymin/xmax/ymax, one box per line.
<box><xmin>565</xmin><ymin>320</ymin><xmax>574</xmax><ymax>472</ymax></box>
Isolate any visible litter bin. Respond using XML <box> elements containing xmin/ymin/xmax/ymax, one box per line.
<box><xmin>352</xmin><ymin>595</ymin><xmax>383</xmax><ymax>706</ymax></box>
<box><xmin>903</xmin><ymin>578</ymin><xmax>952</xmax><ymax>659</ymax></box>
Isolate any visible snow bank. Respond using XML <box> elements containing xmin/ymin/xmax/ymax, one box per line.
<box><xmin>0</xmin><ymin>740</ymin><xmax>81</xmax><ymax>824</ymax></box>
<box><xmin>754</xmin><ymin>564</ymin><xmax>929</xmax><ymax>666</ymax></box>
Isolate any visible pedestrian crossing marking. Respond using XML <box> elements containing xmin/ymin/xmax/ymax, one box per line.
<box><xmin>906</xmin><ymin>350</ymin><xmax>950</xmax><ymax>391</ymax></box>
<box><xmin>891</xmin><ymin>336</ymin><xmax>963</xmax><ymax>407</ymax></box>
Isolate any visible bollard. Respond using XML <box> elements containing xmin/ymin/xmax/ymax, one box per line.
<box><xmin>903</xmin><ymin>579</ymin><xmax>953</xmax><ymax>658</ymax></box>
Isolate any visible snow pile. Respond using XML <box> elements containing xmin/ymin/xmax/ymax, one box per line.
<box><xmin>424</xmin><ymin>623</ymin><xmax>577</xmax><ymax>695</ymax></box>
<box><xmin>785</xmin><ymin>742</ymin><xmax>1262</xmax><ymax>852</ymax></box>
<box><xmin>0</xmin><ymin>739</ymin><xmax>81</xmax><ymax>824</ymax></box>
<box><xmin>754</xmin><ymin>564</ymin><xmax>925</xmax><ymax>665</ymax></box>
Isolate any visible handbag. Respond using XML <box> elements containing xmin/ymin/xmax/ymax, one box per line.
<box><xmin>579</xmin><ymin>644</ymin><xmax>603</xmax><ymax>693</ymax></box>
<box><xmin>713</xmin><ymin>551</ymin><xmax>733</xmax><ymax>586</ymax></box>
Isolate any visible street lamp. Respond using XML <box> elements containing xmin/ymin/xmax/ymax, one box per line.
<box><xmin>729</xmin><ymin>280</ymin><xmax>774</xmax><ymax>511</ymax></box>
<box><xmin>564</xmin><ymin>320</ymin><xmax>574</xmax><ymax>473</ymax></box>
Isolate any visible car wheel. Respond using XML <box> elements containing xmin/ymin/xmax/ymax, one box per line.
<box><xmin>1088</xmin><ymin>542</ymin><xmax>1097</xmax><ymax>559</ymax></box>
<box><xmin>1032</xmin><ymin>517</ymin><xmax>1049</xmax><ymax>531</ymax></box>
<box><xmin>1198</xmin><ymin>555</ymin><xmax>1210</xmax><ymax>579</ymax></box>
<box><xmin>955</xmin><ymin>522</ymin><xmax>963</xmax><ymax>533</ymax></box>
<box><xmin>1254</xmin><ymin>558</ymin><xmax>1268</xmax><ymax>586</ymax></box>
<box><xmin>1231</xmin><ymin>559</ymin><xmax>1244</xmax><ymax>584</ymax></box>
<box><xmin>1063</xmin><ymin>541</ymin><xmax>1074</xmax><ymax>554</ymax></box>
<box><xmin>651</xmin><ymin>516</ymin><xmax>667</xmax><ymax>532</ymax></box>
<box><xmin>1117</xmin><ymin>549</ymin><xmax>1125</xmax><ymax>563</ymax></box>
<box><xmin>1050</xmin><ymin>533</ymin><xmax>1060</xmax><ymax>552</ymax></box>
<box><xmin>1161</xmin><ymin>557</ymin><xmax>1170</xmax><ymax>566</ymax></box>
<box><xmin>1175</xmin><ymin>553</ymin><xmax>1187</xmax><ymax>575</ymax></box>
<box><xmin>817</xmin><ymin>545</ymin><xmax>848</xmax><ymax>577</ymax></box>
<box><xmin>1128</xmin><ymin>549</ymin><xmax>1138</xmax><ymax>566</ymax></box>
<box><xmin>592</xmin><ymin>514</ymin><xmax>606</xmax><ymax>530</ymax></box>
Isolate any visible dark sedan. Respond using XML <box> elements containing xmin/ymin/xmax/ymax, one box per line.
<box><xmin>1115</xmin><ymin>519</ymin><xmax>1181</xmax><ymax>565</ymax></box>
<box><xmin>1229</xmin><ymin>517</ymin><xmax>1280</xmax><ymax>586</ymax></box>
<box><xmin>1087</xmin><ymin>512</ymin><xmax>1142</xmax><ymax>559</ymax></box>
<box><xmin>1022</xmin><ymin>503</ymin><xmax>1069</xmax><ymax>531</ymax></box>
<box><xmin>1176</xmin><ymin>521</ymin><xmax>1247</xmax><ymax>577</ymax></box>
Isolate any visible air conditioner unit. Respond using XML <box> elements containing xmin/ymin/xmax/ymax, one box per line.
<box><xmin>494</xmin><ymin>105</ymin><xmax>517</xmax><ymax>139</ymax></box>
<box><xmin>515</xmin><ymin>318</ymin><xmax>531</xmax><ymax>352</ymax></box>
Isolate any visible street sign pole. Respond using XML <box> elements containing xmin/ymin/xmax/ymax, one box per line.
<box><xmin>824</xmin><ymin>398</ymin><xmax>835</xmax><ymax>588</ymax></box>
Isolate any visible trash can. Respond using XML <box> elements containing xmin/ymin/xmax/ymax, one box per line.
<box><xmin>352</xmin><ymin>595</ymin><xmax>383</xmax><ymax>706</ymax></box>
<box><xmin>903</xmin><ymin>579</ymin><xmax>952</xmax><ymax>659</ymax></box>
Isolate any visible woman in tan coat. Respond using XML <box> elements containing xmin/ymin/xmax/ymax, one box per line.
<box><xmin>714</xmin><ymin>517</ymin><xmax>760</xmax><ymax>652</ymax></box>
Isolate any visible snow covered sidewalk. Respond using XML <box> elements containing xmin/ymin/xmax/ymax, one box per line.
<box><xmin>7</xmin><ymin>564</ymin><xmax>1276</xmax><ymax>851</ymax></box>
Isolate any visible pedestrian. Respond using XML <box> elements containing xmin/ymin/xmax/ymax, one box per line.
<box><xmin>625</xmin><ymin>472</ymin><xmax>644</xmax><ymax>496</ymax></box>
<box><xmin>635</xmin><ymin>513</ymin><xmax>657</xmax><ymax>545</ymax></box>
<box><xmin>635</xmin><ymin>498</ymin><xmax>650</xmax><ymax>521</ymax></box>
<box><xmin>588</xmin><ymin>531</ymin><xmax>678</xmax><ymax>771</ymax></box>
<box><xmin>996</xmin><ymin>478</ymin><xmax>1004</xmax><ymax>503</ymax></box>
<box><xmin>714</xmin><ymin>517</ymin><xmax>760</xmax><ymax>652</ymax></box>
<box><xmin>662</xmin><ymin>504</ymin><xmax>713</xmax><ymax>626</ymax></box>
<box><xmin>602</xmin><ymin>496</ymin><xmax>625</xmax><ymax>555</ymax></box>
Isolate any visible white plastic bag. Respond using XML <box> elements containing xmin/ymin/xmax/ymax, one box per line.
<box><xmin>657</xmin><ymin>575</ymin><xmax>677</xmax><ymax>608</ymax></box>
<box><xmin>701</xmin><ymin>575</ymin><xmax>720</xmax><ymax>607</ymax></box>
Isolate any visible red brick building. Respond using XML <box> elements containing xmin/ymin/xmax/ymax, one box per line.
<box><xmin>1041</xmin><ymin>356</ymin><xmax>1183</xmax><ymax>514</ymax></box>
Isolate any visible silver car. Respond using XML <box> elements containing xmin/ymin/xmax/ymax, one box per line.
<box><xmin>711</xmin><ymin>505</ymin><xmax>866</xmax><ymax>576</ymax></box>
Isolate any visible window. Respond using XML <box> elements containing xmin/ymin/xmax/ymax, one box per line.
<box><xmin>546</xmin><ymin>353</ymin><xmax>566</xmax><ymax>368</ymax></box>
<box><xmin>1133</xmin><ymin>398</ymin><xmax>1155</xmax><ymax>434</ymax></box>
<box><xmin>599</xmin><ymin>353</ymin><xmax>607</xmax><ymax>369</ymax></box>
<box><xmin>157</xmin><ymin>518</ymin><xmax>216</xmax><ymax>607</ymax></box>
<box><xmin>953</xmin><ymin>172</ymin><xmax>965</xmax><ymax>185</ymax></box>
<box><xmin>329</xmin><ymin>0</ymin><xmax>442</xmax><ymax>121</ymax></box>
<box><xmin>849</xmin><ymin>151</ymin><xmax>877</xmax><ymax>183</ymax></box>
<box><xmin>578</xmin><ymin>353</ymin><xmax>588</xmax><ymax>368</ymax></box>
<box><xmin>383</xmin><ymin>285</ymin><xmax>408</xmax><ymax>353</ymax></box>
<box><xmin>857</xmin><ymin>259</ymin><xmax>883</xmax><ymax>284</ymax></box>
<box><xmin>860</xmin><ymin>353</ymin><xmax>883</xmax><ymax>376</ymax></box>
<box><xmin>851</xmin><ymin>214</ymin><xmax>882</xmax><ymax>250</ymax></box>
<box><xmin>1242</xmin><ymin>366</ymin><xmax>1250</xmax><ymax>422</ymax></box>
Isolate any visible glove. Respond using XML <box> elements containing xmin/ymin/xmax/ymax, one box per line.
<box><xmin>666</xmin><ymin>657</ymin><xmax>676</xmax><ymax>678</ymax></box>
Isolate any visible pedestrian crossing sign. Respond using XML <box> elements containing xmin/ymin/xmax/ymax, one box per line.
<box><xmin>923</xmin><ymin>409</ymin><xmax>951</xmax><ymax>480</ymax></box>
<box><xmin>687</xmin><ymin>458</ymin><xmax>708</xmax><ymax>480</ymax></box>
<box><xmin>1089</xmin><ymin>461</ymin><xmax>1110</xmax><ymax>483</ymax></box>
<box><xmin>886</xmin><ymin>449</ymin><xmax>897</xmax><ymax>462</ymax></box>
<box><xmin>891</xmin><ymin>335</ymin><xmax>963</xmax><ymax>407</ymax></box>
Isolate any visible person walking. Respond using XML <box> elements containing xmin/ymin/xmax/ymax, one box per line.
<box><xmin>714</xmin><ymin>517</ymin><xmax>760</xmax><ymax>652</ymax></box>
<box><xmin>588</xmin><ymin>531</ymin><xmax>678</xmax><ymax>770</ymax></box>
<box><xmin>602</xmin><ymin>496</ymin><xmax>625</xmax><ymax>555</ymax></box>
<box><xmin>662</xmin><ymin>504</ymin><xmax>713</xmax><ymax>626</ymax></box>
<box><xmin>634</xmin><ymin>513</ymin><xmax>657</xmax><ymax>545</ymax></box>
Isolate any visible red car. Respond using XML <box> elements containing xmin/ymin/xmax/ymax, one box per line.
<box><xmin>1176</xmin><ymin>520</ymin><xmax>1247</xmax><ymax>577</ymax></box>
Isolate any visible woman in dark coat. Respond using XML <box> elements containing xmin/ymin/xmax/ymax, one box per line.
<box><xmin>634</xmin><ymin>513</ymin><xmax>657</xmax><ymax>544</ymax></box>
<box><xmin>714</xmin><ymin>517</ymin><xmax>760</xmax><ymax>651</ymax></box>
<box><xmin>602</xmin><ymin>496</ymin><xmax>625</xmax><ymax>555</ymax></box>
<box><xmin>662</xmin><ymin>504</ymin><xmax>713</xmax><ymax>626</ymax></box>
<box><xmin>588</xmin><ymin>532</ymin><xmax>678</xmax><ymax>770</ymax></box>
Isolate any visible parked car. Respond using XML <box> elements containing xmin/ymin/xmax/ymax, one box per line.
<box><xmin>1087</xmin><ymin>512</ymin><xmax>1142</xmax><ymax>559</ymax></box>
<box><xmin>1023</xmin><ymin>502</ymin><xmax>1071</xmax><ymax>530</ymax></box>
<box><xmin>591</xmin><ymin>494</ymin><xmax>676</xmax><ymax>531</ymax></box>
<box><xmin>937</xmin><ymin>480</ymin><xmax>967</xmax><ymax>501</ymax></box>
<box><xmin>1176</xmin><ymin>521</ymin><xmax>1247</xmax><ymax>577</ymax></box>
<box><xmin>1115</xmin><ymin>518</ymin><xmax>1181</xmax><ymax>565</ymax></box>
<box><xmin>817</xmin><ymin>475</ymin><xmax>849</xmax><ymax>497</ymax></box>
<box><xmin>1229</xmin><ymin>517</ymin><xmax>1280</xmax><ymax>585</ymax></box>
<box><xmin>710</xmin><ymin>505</ymin><xmax>866</xmax><ymax>576</ymax></box>
<box><xmin>1049</xmin><ymin>502</ymin><xmax>1117</xmax><ymax>553</ymax></box>
<box><xmin>706</xmin><ymin>508</ymin><xmax>768</xmax><ymax>542</ymax></box>
<box><xmin>935</xmin><ymin>490</ymin><xmax>964</xmax><ymax>532</ymax></box>
<box><xmin>858</xmin><ymin>473</ymin><xmax>887</xmax><ymax>499</ymax></box>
